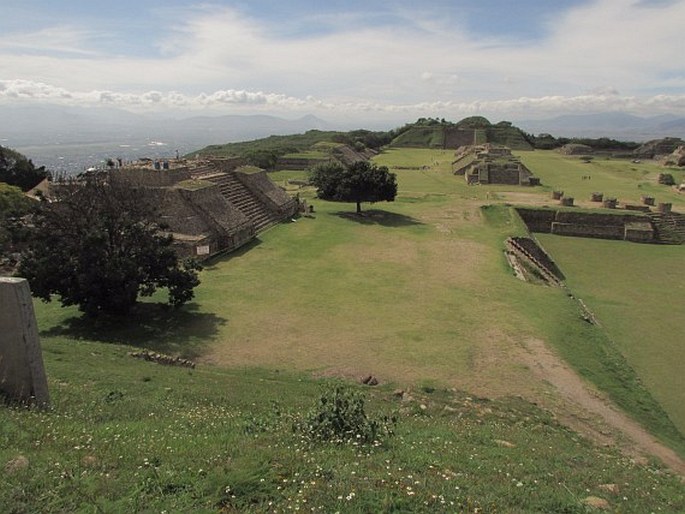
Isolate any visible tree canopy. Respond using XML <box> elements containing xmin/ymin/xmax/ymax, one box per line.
<box><xmin>0</xmin><ymin>183</ymin><xmax>32</xmax><ymax>260</ymax></box>
<box><xmin>309</xmin><ymin>160</ymin><xmax>397</xmax><ymax>213</ymax></box>
<box><xmin>19</xmin><ymin>174</ymin><xmax>201</xmax><ymax>316</ymax></box>
<box><xmin>0</xmin><ymin>145</ymin><xmax>50</xmax><ymax>192</ymax></box>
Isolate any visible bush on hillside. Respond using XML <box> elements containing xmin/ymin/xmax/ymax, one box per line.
<box><xmin>296</xmin><ymin>384</ymin><xmax>396</xmax><ymax>444</ymax></box>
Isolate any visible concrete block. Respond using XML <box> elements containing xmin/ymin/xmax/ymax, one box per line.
<box><xmin>0</xmin><ymin>277</ymin><xmax>50</xmax><ymax>407</ymax></box>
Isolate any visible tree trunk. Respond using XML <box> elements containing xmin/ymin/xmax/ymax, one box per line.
<box><xmin>356</xmin><ymin>201</ymin><xmax>362</xmax><ymax>214</ymax></box>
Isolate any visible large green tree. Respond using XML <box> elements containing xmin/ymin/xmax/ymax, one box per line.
<box><xmin>0</xmin><ymin>145</ymin><xmax>49</xmax><ymax>191</ymax></box>
<box><xmin>309</xmin><ymin>160</ymin><xmax>397</xmax><ymax>213</ymax></box>
<box><xmin>19</xmin><ymin>174</ymin><xmax>201</xmax><ymax>316</ymax></box>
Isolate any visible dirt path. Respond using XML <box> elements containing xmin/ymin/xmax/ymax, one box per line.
<box><xmin>517</xmin><ymin>338</ymin><xmax>685</xmax><ymax>477</ymax></box>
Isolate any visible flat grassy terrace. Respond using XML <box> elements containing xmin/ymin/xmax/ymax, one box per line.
<box><xmin>516</xmin><ymin>150</ymin><xmax>685</xmax><ymax>210</ymax></box>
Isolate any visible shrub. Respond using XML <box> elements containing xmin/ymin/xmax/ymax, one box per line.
<box><xmin>658</xmin><ymin>173</ymin><xmax>676</xmax><ymax>186</ymax></box>
<box><xmin>296</xmin><ymin>384</ymin><xmax>396</xmax><ymax>444</ymax></box>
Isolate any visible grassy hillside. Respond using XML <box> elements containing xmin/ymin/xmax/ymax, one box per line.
<box><xmin>192</xmin><ymin>130</ymin><xmax>343</xmax><ymax>158</ymax></box>
<box><xmin>390</xmin><ymin>126</ymin><xmax>446</xmax><ymax>148</ymax></box>
<box><xmin>3</xmin><ymin>332</ymin><xmax>684</xmax><ymax>512</ymax></box>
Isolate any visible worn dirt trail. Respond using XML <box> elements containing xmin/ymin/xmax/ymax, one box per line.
<box><xmin>517</xmin><ymin>338</ymin><xmax>685</xmax><ymax>477</ymax></box>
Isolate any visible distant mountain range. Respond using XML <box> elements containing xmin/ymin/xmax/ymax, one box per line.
<box><xmin>514</xmin><ymin>112</ymin><xmax>685</xmax><ymax>141</ymax></box>
<box><xmin>0</xmin><ymin>105</ymin><xmax>331</xmax><ymax>148</ymax></box>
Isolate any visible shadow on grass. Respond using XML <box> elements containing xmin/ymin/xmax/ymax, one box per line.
<box><xmin>333</xmin><ymin>209</ymin><xmax>423</xmax><ymax>227</ymax></box>
<box><xmin>40</xmin><ymin>302</ymin><xmax>226</xmax><ymax>359</ymax></box>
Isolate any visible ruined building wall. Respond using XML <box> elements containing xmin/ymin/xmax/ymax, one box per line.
<box><xmin>208</xmin><ymin>157</ymin><xmax>245</xmax><ymax>173</ymax></box>
<box><xmin>551</xmin><ymin>222</ymin><xmax>625</xmax><ymax>239</ymax></box>
<box><xmin>117</xmin><ymin>168</ymin><xmax>191</xmax><ymax>187</ymax></box>
<box><xmin>443</xmin><ymin>128</ymin><xmax>477</xmax><ymax>149</ymax></box>
<box><xmin>515</xmin><ymin>208</ymin><xmax>556</xmax><ymax>233</ymax></box>
<box><xmin>487</xmin><ymin>164</ymin><xmax>522</xmax><ymax>185</ymax></box>
<box><xmin>154</xmin><ymin>186</ymin><xmax>255</xmax><ymax>259</ymax></box>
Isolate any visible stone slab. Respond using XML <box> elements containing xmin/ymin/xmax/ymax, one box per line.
<box><xmin>0</xmin><ymin>277</ymin><xmax>50</xmax><ymax>407</ymax></box>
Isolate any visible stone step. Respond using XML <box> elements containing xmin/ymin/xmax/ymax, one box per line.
<box><xmin>204</xmin><ymin>171</ymin><xmax>280</xmax><ymax>234</ymax></box>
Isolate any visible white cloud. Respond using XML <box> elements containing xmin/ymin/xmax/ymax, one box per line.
<box><xmin>0</xmin><ymin>1</ymin><xmax>684</xmax><ymax>122</ymax></box>
<box><xmin>2</xmin><ymin>79</ymin><xmax>684</xmax><ymax>120</ymax></box>
<box><xmin>0</xmin><ymin>25</ymin><xmax>101</xmax><ymax>57</ymax></box>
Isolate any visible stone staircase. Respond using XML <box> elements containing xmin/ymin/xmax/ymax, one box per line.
<box><xmin>647</xmin><ymin>212</ymin><xmax>685</xmax><ymax>244</ymax></box>
<box><xmin>204</xmin><ymin>172</ymin><xmax>281</xmax><ymax>232</ymax></box>
<box><xmin>506</xmin><ymin>237</ymin><xmax>565</xmax><ymax>286</ymax></box>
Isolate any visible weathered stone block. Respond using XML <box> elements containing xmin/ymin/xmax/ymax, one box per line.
<box><xmin>0</xmin><ymin>278</ymin><xmax>50</xmax><ymax>407</ymax></box>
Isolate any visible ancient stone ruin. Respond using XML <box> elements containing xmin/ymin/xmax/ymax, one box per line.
<box><xmin>515</xmin><ymin>207</ymin><xmax>656</xmax><ymax>243</ymax></box>
<box><xmin>505</xmin><ymin>237</ymin><xmax>565</xmax><ymax>286</ymax></box>
<box><xmin>52</xmin><ymin>159</ymin><xmax>298</xmax><ymax>260</ymax></box>
<box><xmin>633</xmin><ymin>137</ymin><xmax>684</xmax><ymax>160</ymax></box>
<box><xmin>453</xmin><ymin>144</ymin><xmax>537</xmax><ymax>186</ymax></box>
<box><xmin>0</xmin><ymin>277</ymin><xmax>50</xmax><ymax>407</ymax></box>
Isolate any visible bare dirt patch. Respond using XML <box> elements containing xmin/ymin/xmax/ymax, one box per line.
<box><xmin>516</xmin><ymin>338</ymin><xmax>685</xmax><ymax>477</ymax></box>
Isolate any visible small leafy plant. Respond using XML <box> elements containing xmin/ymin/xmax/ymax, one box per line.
<box><xmin>296</xmin><ymin>383</ymin><xmax>396</xmax><ymax>444</ymax></box>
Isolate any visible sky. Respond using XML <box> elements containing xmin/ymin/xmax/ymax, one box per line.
<box><xmin>1</xmin><ymin>0</ymin><xmax>685</xmax><ymax>126</ymax></box>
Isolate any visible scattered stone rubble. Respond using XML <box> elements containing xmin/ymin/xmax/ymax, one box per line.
<box><xmin>128</xmin><ymin>350</ymin><xmax>196</xmax><ymax>369</ymax></box>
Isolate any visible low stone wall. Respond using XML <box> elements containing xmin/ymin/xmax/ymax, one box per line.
<box><xmin>516</xmin><ymin>207</ymin><xmax>654</xmax><ymax>243</ymax></box>
<box><xmin>554</xmin><ymin>211</ymin><xmax>630</xmax><ymax>226</ymax></box>
<box><xmin>551</xmin><ymin>222</ymin><xmax>625</xmax><ymax>239</ymax></box>
<box><xmin>624</xmin><ymin>222</ymin><xmax>655</xmax><ymax>242</ymax></box>
<box><xmin>515</xmin><ymin>208</ymin><xmax>556</xmax><ymax>233</ymax></box>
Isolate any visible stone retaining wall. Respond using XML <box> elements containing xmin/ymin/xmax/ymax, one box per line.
<box><xmin>551</xmin><ymin>222</ymin><xmax>625</xmax><ymax>239</ymax></box>
<box><xmin>516</xmin><ymin>207</ymin><xmax>655</xmax><ymax>243</ymax></box>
